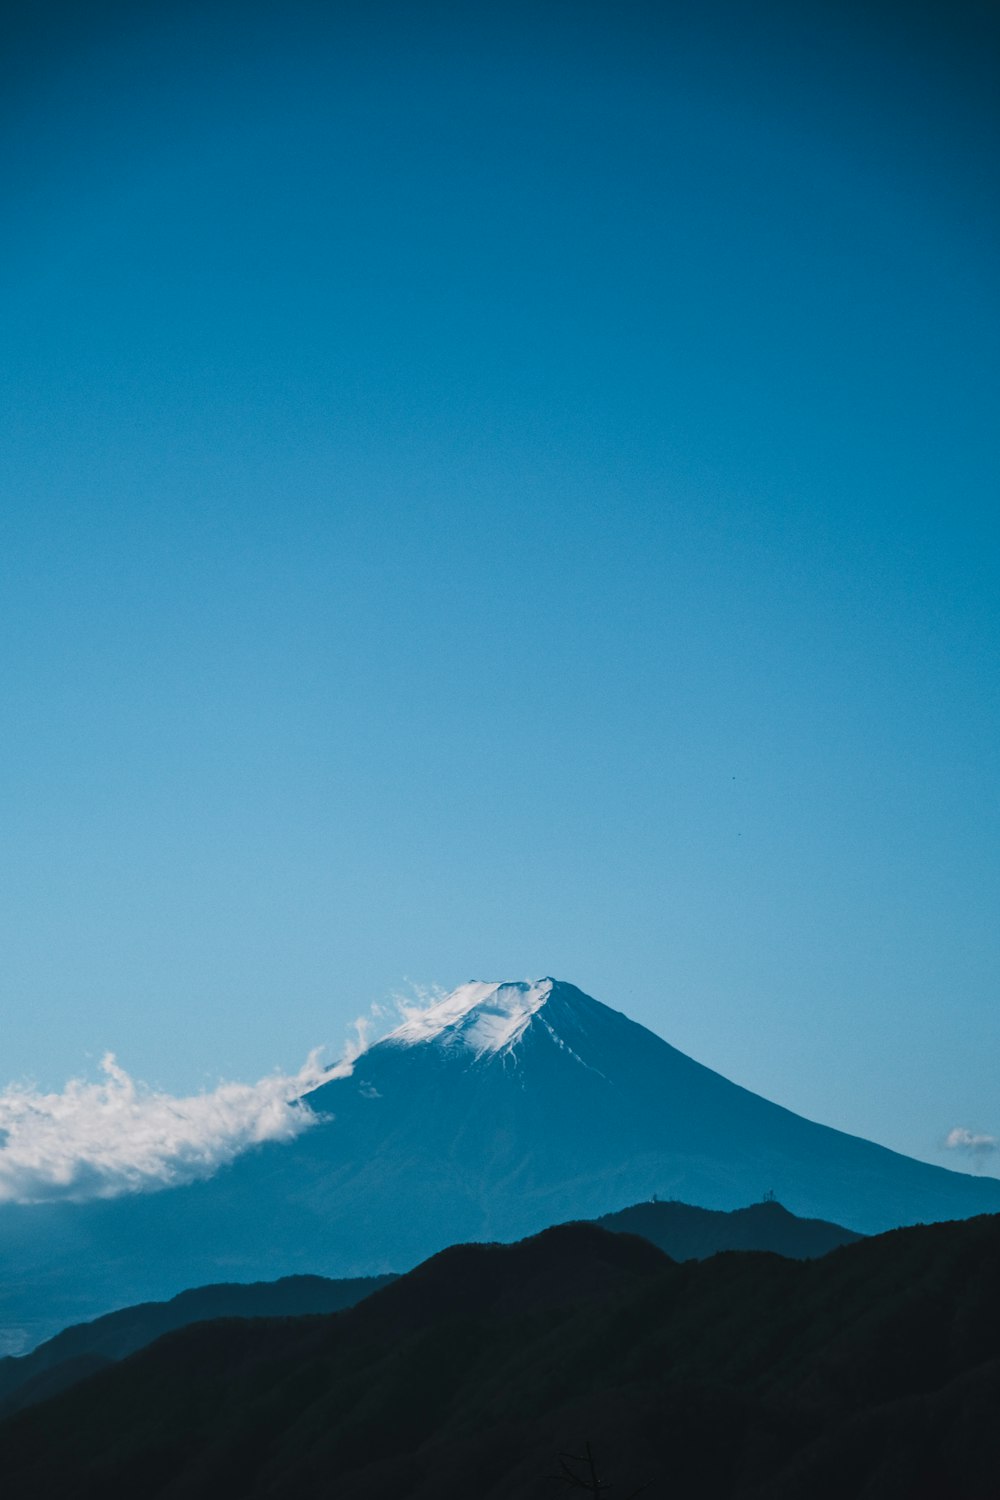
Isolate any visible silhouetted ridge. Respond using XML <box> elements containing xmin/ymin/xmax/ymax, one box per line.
<box><xmin>351</xmin><ymin>1220</ymin><xmax>669</xmax><ymax>1336</ymax></box>
<box><xmin>0</xmin><ymin>1199</ymin><xmax>854</xmax><ymax>1418</ymax></box>
<box><xmin>596</xmin><ymin>1197</ymin><xmax>863</xmax><ymax>1260</ymax></box>
<box><xmin>0</xmin><ymin>1272</ymin><xmax>394</xmax><ymax>1419</ymax></box>
<box><xmin>3</xmin><ymin>1213</ymin><xmax>1000</xmax><ymax>1497</ymax></box>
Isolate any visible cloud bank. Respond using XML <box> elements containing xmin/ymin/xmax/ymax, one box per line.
<box><xmin>0</xmin><ymin>1050</ymin><xmax>339</xmax><ymax>1205</ymax></box>
<box><xmin>0</xmin><ymin>987</ymin><xmax>440</xmax><ymax>1206</ymax></box>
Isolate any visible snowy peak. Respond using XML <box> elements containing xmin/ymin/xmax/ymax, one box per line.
<box><xmin>383</xmin><ymin>979</ymin><xmax>555</xmax><ymax>1059</ymax></box>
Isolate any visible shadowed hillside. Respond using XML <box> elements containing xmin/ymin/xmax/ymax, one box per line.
<box><xmin>1</xmin><ymin>1214</ymin><xmax>999</xmax><ymax>1497</ymax></box>
<box><xmin>0</xmin><ymin>1272</ymin><xmax>394</xmax><ymax>1419</ymax></box>
<box><xmin>0</xmin><ymin>1197</ymin><xmax>854</xmax><ymax>1416</ymax></box>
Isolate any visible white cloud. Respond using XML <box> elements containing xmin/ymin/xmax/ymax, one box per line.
<box><xmin>945</xmin><ymin>1126</ymin><xmax>999</xmax><ymax>1166</ymax></box>
<box><xmin>0</xmin><ymin>987</ymin><xmax>441</xmax><ymax>1206</ymax></box>
<box><xmin>0</xmin><ymin>1050</ymin><xmax>342</xmax><ymax>1205</ymax></box>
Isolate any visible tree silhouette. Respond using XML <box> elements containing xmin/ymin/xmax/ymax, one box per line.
<box><xmin>551</xmin><ymin>1441</ymin><xmax>651</xmax><ymax>1498</ymax></box>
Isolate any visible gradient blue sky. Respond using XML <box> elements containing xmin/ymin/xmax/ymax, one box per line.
<box><xmin>1</xmin><ymin>0</ymin><xmax>997</xmax><ymax>1172</ymax></box>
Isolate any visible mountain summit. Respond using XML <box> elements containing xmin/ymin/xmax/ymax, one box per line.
<box><xmin>378</xmin><ymin>976</ymin><xmax>621</xmax><ymax>1070</ymax></box>
<box><xmin>2</xmin><ymin>977</ymin><xmax>999</xmax><ymax>1347</ymax></box>
<box><xmin>382</xmin><ymin>978</ymin><xmax>558</xmax><ymax>1057</ymax></box>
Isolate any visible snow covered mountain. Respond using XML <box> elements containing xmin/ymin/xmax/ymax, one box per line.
<box><xmin>300</xmin><ymin>976</ymin><xmax>1000</xmax><ymax>1240</ymax></box>
<box><xmin>2</xmin><ymin>977</ymin><xmax>999</xmax><ymax>1348</ymax></box>
<box><xmin>380</xmin><ymin>978</ymin><xmax>554</xmax><ymax>1053</ymax></box>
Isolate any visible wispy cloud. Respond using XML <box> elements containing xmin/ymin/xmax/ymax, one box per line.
<box><xmin>945</xmin><ymin>1126</ymin><xmax>999</xmax><ymax>1170</ymax></box>
<box><xmin>386</xmin><ymin>980</ymin><xmax>448</xmax><ymax>1028</ymax></box>
<box><xmin>0</xmin><ymin>1050</ymin><xmax>339</xmax><ymax>1205</ymax></box>
<box><xmin>333</xmin><ymin>982</ymin><xmax>447</xmax><ymax>1044</ymax></box>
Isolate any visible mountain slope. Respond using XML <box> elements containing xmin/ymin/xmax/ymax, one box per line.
<box><xmin>282</xmin><ymin>977</ymin><xmax>1000</xmax><ymax>1243</ymax></box>
<box><xmin>1</xmin><ymin>978</ymin><xmax>997</xmax><ymax>1346</ymax></box>
<box><xmin>294</xmin><ymin>977</ymin><xmax>1000</xmax><ymax>1236</ymax></box>
<box><xmin>2</xmin><ymin>1214</ymin><xmax>1000</xmax><ymax>1498</ymax></box>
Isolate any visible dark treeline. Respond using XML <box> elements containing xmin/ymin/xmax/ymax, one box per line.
<box><xmin>0</xmin><ymin>1196</ymin><xmax>859</xmax><ymax>1420</ymax></box>
<box><xmin>1</xmin><ymin>1214</ymin><xmax>999</xmax><ymax>1497</ymax></box>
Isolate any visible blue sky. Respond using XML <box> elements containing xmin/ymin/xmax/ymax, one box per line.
<box><xmin>1</xmin><ymin>0</ymin><xmax>997</xmax><ymax>1175</ymax></box>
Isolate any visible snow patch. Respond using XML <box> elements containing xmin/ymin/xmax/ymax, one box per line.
<box><xmin>384</xmin><ymin>979</ymin><xmax>554</xmax><ymax>1059</ymax></box>
<box><xmin>539</xmin><ymin>1017</ymin><xmax>607</xmax><ymax>1080</ymax></box>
